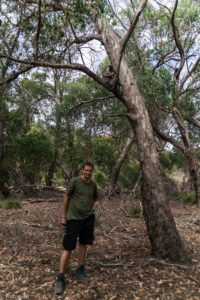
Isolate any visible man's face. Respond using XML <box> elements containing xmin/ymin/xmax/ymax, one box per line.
<box><xmin>82</xmin><ymin>165</ymin><xmax>93</xmax><ymax>181</ymax></box>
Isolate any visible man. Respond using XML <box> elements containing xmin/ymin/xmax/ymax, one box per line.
<box><xmin>55</xmin><ymin>162</ymin><xmax>97</xmax><ymax>295</ymax></box>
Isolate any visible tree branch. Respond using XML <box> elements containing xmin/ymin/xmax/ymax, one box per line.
<box><xmin>185</xmin><ymin>117</ymin><xmax>200</xmax><ymax>129</ymax></box>
<box><xmin>152</xmin><ymin>47</ymin><xmax>176</xmax><ymax>73</ymax></box>
<box><xmin>0</xmin><ymin>54</ymin><xmax>109</xmax><ymax>89</ymax></box>
<box><xmin>152</xmin><ymin>124</ymin><xmax>185</xmax><ymax>152</ymax></box>
<box><xmin>0</xmin><ymin>66</ymin><xmax>33</xmax><ymax>85</ymax></box>
<box><xmin>35</xmin><ymin>0</ymin><xmax>42</xmax><ymax>58</ymax></box>
<box><xmin>113</xmin><ymin>0</ymin><xmax>147</xmax><ymax>86</ymax></box>
<box><xmin>67</xmin><ymin>96</ymin><xmax>115</xmax><ymax>116</ymax></box>
<box><xmin>178</xmin><ymin>56</ymin><xmax>200</xmax><ymax>93</ymax></box>
<box><xmin>171</xmin><ymin>0</ymin><xmax>185</xmax><ymax>81</ymax></box>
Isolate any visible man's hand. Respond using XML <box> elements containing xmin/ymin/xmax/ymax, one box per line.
<box><xmin>60</xmin><ymin>217</ymin><xmax>67</xmax><ymax>229</ymax></box>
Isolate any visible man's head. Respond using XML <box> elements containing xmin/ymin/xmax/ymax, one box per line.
<box><xmin>81</xmin><ymin>162</ymin><xmax>94</xmax><ymax>182</ymax></box>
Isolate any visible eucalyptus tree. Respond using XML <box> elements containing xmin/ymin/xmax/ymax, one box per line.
<box><xmin>130</xmin><ymin>0</ymin><xmax>200</xmax><ymax>206</ymax></box>
<box><xmin>2</xmin><ymin>72</ymin><xmax>54</xmax><ymax>185</ymax></box>
<box><xmin>0</xmin><ymin>4</ymin><xmax>34</xmax><ymax>194</ymax></box>
<box><xmin>0</xmin><ymin>0</ymin><xmax>189</xmax><ymax>261</ymax></box>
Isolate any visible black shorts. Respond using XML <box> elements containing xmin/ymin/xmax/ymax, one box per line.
<box><xmin>63</xmin><ymin>214</ymin><xmax>95</xmax><ymax>251</ymax></box>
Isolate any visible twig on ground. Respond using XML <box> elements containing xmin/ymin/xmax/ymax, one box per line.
<box><xmin>144</xmin><ymin>258</ymin><xmax>188</xmax><ymax>269</ymax></box>
<box><xmin>9</xmin><ymin>222</ymin><xmax>58</xmax><ymax>231</ymax></box>
<box><xmin>186</xmin><ymin>210</ymin><xmax>197</xmax><ymax>228</ymax></box>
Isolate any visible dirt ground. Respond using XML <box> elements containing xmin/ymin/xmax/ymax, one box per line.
<box><xmin>0</xmin><ymin>193</ymin><xmax>200</xmax><ymax>300</ymax></box>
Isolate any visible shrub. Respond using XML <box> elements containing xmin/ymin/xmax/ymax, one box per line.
<box><xmin>93</xmin><ymin>170</ymin><xmax>106</xmax><ymax>186</ymax></box>
<box><xmin>118</xmin><ymin>163</ymin><xmax>140</xmax><ymax>188</ymax></box>
<box><xmin>173</xmin><ymin>191</ymin><xmax>195</xmax><ymax>205</ymax></box>
<box><xmin>128</xmin><ymin>205</ymin><xmax>141</xmax><ymax>218</ymax></box>
<box><xmin>0</xmin><ymin>197</ymin><xmax>21</xmax><ymax>209</ymax></box>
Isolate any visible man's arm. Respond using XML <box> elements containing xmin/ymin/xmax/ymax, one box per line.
<box><xmin>91</xmin><ymin>184</ymin><xmax>98</xmax><ymax>212</ymax></box>
<box><xmin>61</xmin><ymin>192</ymin><xmax>69</xmax><ymax>226</ymax></box>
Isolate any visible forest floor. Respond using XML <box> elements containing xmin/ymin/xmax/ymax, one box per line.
<box><xmin>0</xmin><ymin>191</ymin><xmax>200</xmax><ymax>300</ymax></box>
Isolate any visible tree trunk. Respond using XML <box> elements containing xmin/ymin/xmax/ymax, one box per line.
<box><xmin>97</xmin><ymin>18</ymin><xmax>188</xmax><ymax>262</ymax></box>
<box><xmin>172</xmin><ymin>107</ymin><xmax>200</xmax><ymax>207</ymax></box>
<box><xmin>109</xmin><ymin>135</ymin><xmax>134</xmax><ymax>195</ymax></box>
<box><xmin>0</xmin><ymin>85</ymin><xmax>10</xmax><ymax>197</ymax></box>
<box><xmin>0</xmin><ymin>86</ymin><xmax>4</xmax><ymax>162</ymax></box>
<box><xmin>46</xmin><ymin>150</ymin><xmax>58</xmax><ymax>186</ymax></box>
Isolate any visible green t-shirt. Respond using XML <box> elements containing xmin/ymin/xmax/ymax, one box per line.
<box><xmin>66</xmin><ymin>177</ymin><xmax>97</xmax><ymax>220</ymax></box>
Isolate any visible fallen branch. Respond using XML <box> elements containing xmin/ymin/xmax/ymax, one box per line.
<box><xmin>144</xmin><ymin>258</ymin><xmax>188</xmax><ymax>269</ymax></box>
<box><xmin>88</xmin><ymin>258</ymin><xmax>136</xmax><ymax>268</ymax></box>
<box><xmin>9</xmin><ymin>222</ymin><xmax>58</xmax><ymax>231</ymax></box>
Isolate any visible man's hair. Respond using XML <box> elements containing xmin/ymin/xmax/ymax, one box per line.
<box><xmin>82</xmin><ymin>161</ymin><xmax>94</xmax><ymax>170</ymax></box>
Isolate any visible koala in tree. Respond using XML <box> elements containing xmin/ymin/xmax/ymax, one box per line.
<box><xmin>102</xmin><ymin>65</ymin><xmax>115</xmax><ymax>85</ymax></box>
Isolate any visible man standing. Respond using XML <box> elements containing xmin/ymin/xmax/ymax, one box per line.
<box><xmin>55</xmin><ymin>162</ymin><xmax>97</xmax><ymax>295</ymax></box>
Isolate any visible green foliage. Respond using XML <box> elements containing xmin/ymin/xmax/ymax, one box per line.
<box><xmin>118</xmin><ymin>162</ymin><xmax>140</xmax><ymax>188</ymax></box>
<box><xmin>93</xmin><ymin>137</ymin><xmax>116</xmax><ymax>171</ymax></box>
<box><xmin>159</xmin><ymin>151</ymin><xmax>174</xmax><ymax>173</ymax></box>
<box><xmin>93</xmin><ymin>170</ymin><xmax>107</xmax><ymax>186</ymax></box>
<box><xmin>62</xmin><ymin>0</ymin><xmax>107</xmax><ymax>31</ymax></box>
<box><xmin>128</xmin><ymin>205</ymin><xmax>141</xmax><ymax>218</ymax></box>
<box><xmin>0</xmin><ymin>198</ymin><xmax>21</xmax><ymax>210</ymax></box>
<box><xmin>168</xmin><ymin>150</ymin><xmax>187</xmax><ymax>171</ymax></box>
<box><xmin>173</xmin><ymin>191</ymin><xmax>195</xmax><ymax>205</ymax></box>
<box><xmin>16</xmin><ymin>125</ymin><xmax>53</xmax><ymax>182</ymax></box>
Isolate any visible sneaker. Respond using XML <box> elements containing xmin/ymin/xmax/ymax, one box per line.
<box><xmin>75</xmin><ymin>266</ymin><xmax>90</xmax><ymax>283</ymax></box>
<box><xmin>55</xmin><ymin>273</ymin><xmax>65</xmax><ymax>295</ymax></box>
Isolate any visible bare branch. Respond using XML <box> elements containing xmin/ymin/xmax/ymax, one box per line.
<box><xmin>152</xmin><ymin>124</ymin><xmax>185</xmax><ymax>152</ymax></box>
<box><xmin>67</xmin><ymin>96</ymin><xmax>115</xmax><ymax>116</ymax></box>
<box><xmin>185</xmin><ymin>117</ymin><xmax>200</xmax><ymax>129</ymax></box>
<box><xmin>152</xmin><ymin>47</ymin><xmax>176</xmax><ymax>73</ymax></box>
<box><xmin>154</xmin><ymin>0</ymin><xmax>171</xmax><ymax>14</ymax></box>
<box><xmin>171</xmin><ymin>0</ymin><xmax>185</xmax><ymax>81</ymax></box>
<box><xmin>0</xmin><ymin>54</ymin><xmax>125</xmax><ymax>102</ymax></box>
<box><xmin>35</xmin><ymin>0</ymin><xmax>42</xmax><ymax>58</ymax></box>
<box><xmin>0</xmin><ymin>54</ymin><xmax>105</xmax><ymax>86</ymax></box>
<box><xmin>178</xmin><ymin>56</ymin><xmax>200</xmax><ymax>93</ymax></box>
<box><xmin>0</xmin><ymin>66</ymin><xmax>33</xmax><ymax>85</ymax></box>
<box><xmin>107</xmin><ymin>0</ymin><xmax>128</xmax><ymax>31</ymax></box>
<box><xmin>113</xmin><ymin>0</ymin><xmax>147</xmax><ymax>86</ymax></box>
<box><xmin>58</xmin><ymin>34</ymin><xmax>102</xmax><ymax>62</ymax></box>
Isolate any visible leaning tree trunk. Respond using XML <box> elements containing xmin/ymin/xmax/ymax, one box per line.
<box><xmin>46</xmin><ymin>113</ymin><xmax>61</xmax><ymax>186</ymax></box>
<box><xmin>0</xmin><ymin>85</ymin><xmax>10</xmax><ymax>197</ymax></box>
<box><xmin>0</xmin><ymin>86</ymin><xmax>4</xmax><ymax>164</ymax></box>
<box><xmin>46</xmin><ymin>150</ymin><xmax>58</xmax><ymax>186</ymax></box>
<box><xmin>172</xmin><ymin>107</ymin><xmax>200</xmax><ymax>207</ymax></box>
<box><xmin>109</xmin><ymin>135</ymin><xmax>134</xmax><ymax>195</ymax></box>
<box><xmin>97</xmin><ymin>18</ymin><xmax>188</xmax><ymax>262</ymax></box>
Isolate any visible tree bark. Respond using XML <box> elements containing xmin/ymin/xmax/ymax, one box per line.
<box><xmin>0</xmin><ymin>85</ymin><xmax>10</xmax><ymax>197</ymax></box>
<box><xmin>97</xmin><ymin>17</ymin><xmax>188</xmax><ymax>262</ymax></box>
<box><xmin>46</xmin><ymin>150</ymin><xmax>58</xmax><ymax>186</ymax></box>
<box><xmin>172</xmin><ymin>107</ymin><xmax>200</xmax><ymax>207</ymax></box>
<box><xmin>0</xmin><ymin>86</ymin><xmax>4</xmax><ymax>163</ymax></box>
<box><xmin>109</xmin><ymin>135</ymin><xmax>134</xmax><ymax>195</ymax></box>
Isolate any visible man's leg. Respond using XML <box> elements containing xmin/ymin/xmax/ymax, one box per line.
<box><xmin>59</xmin><ymin>250</ymin><xmax>71</xmax><ymax>273</ymax></box>
<box><xmin>77</xmin><ymin>244</ymin><xmax>87</xmax><ymax>266</ymax></box>
<box><xmin>75</xmin><ymin>244</ymin><xmax>90</xmax><ymax>283</ymax></box>
<box><xmin>55</xmin><ymin>250</ymin><xmax>71</xmax><ymax>295</ymax></box>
